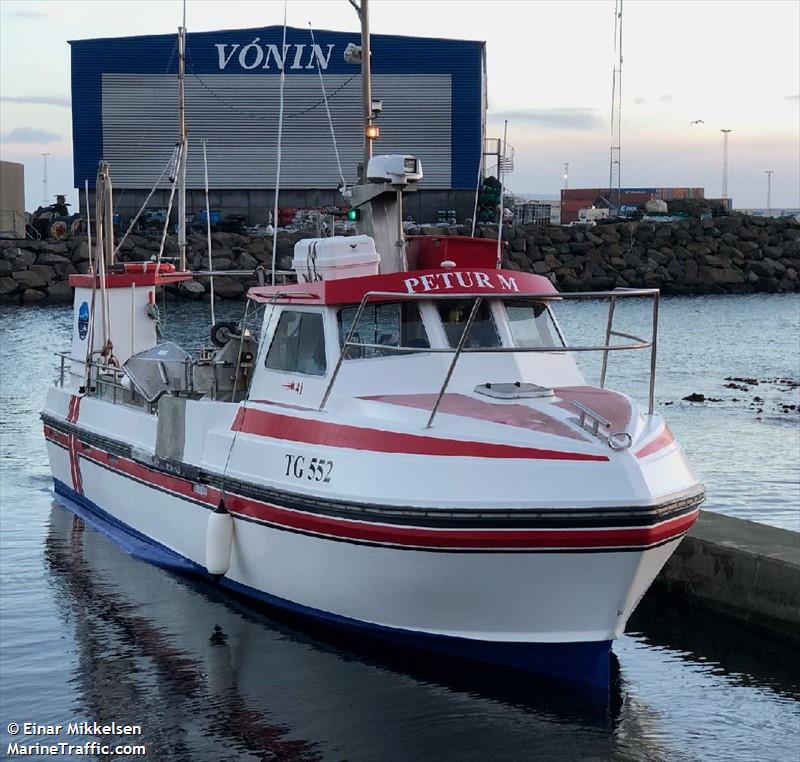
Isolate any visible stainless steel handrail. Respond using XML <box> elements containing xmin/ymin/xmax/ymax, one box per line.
<box><xmin>318</xmin><ymin>287</ymin><xmax>660</xmax><ymax>425</ymax></box>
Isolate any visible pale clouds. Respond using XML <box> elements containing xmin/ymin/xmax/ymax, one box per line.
<box><xmin>3</xmin><ymin>9</ymin><xmax>45</xmax><ymax>19</ymax></box>
<box><xmin>488</xmin><ymin>108</ymin><xmax>601</xmax><ymax>130</ymax></box>
<box><xmin>1</xmin><ymin>95</ymin><xmax>70</xmax><ymax>107</ymax></box>
<box><xmin>1</xmin><ymin>126</ymin><xmax>62</xmax><ymax>144</ymax></box>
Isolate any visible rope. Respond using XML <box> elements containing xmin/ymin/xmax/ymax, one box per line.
<box><xmin>308</xmin><ymin>22</ymin><xmax>347</xmax><ymax>194</ymax></box>
<box><xmin>270</xmin><ymin>1</ymin><xmax>289</xmax><ymax>286</ymax></box>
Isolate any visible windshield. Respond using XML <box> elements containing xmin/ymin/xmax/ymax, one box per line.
<box><xmin>505</xmin><ymin>300</ymin><xmax>561</xmax><ymax>348</ymax></box>
<box><xmin>338</xmin><ymin>302</ymin><xmax>430</xmax><ymax>359</ymax></box>
<box><xmin>436</xmin><ymin>299</ymin><xmax>501</xmax><ymax>349</ymax></box>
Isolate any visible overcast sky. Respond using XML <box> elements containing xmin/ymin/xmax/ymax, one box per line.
<box><xmin>1</xmin><ymin>0</ymin><xmax>798</xmax><ymax>211</ymax></box>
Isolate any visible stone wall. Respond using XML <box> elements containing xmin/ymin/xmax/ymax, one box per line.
<box><xmin>1</xmin><ymin>212</ymin><xmax>797</xmax><ymax>305</ymax></box>
<box><xmin>484</xmin><ymin>212</ymin><xmax>799</xmax><ymax>295</ymax></box>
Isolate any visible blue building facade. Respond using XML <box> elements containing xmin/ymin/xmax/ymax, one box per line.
<box><xmin>70</xmin><ymin>26</ymin><xmax>485</xmax><ymax>222</ymax></box>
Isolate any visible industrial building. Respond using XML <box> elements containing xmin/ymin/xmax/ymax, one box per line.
<box><xmin>560</xmin><ymin>187</ymin><xmax>706</xmax><ymax>224</ymax></box>
<box><xmin>0</xmin><ymin>161</ymin><xmax>26</xmax><ymax>238</ymax></box>
<box><xmin>70</xmin><ymin>26</ymin><xmax>486</xmax><ymax>225</ymax></box>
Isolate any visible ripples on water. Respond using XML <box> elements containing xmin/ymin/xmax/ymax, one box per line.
<box><xmin>1</xmin><ymin>295</ymin><xmax>798</xmax><ymax>761</ymax></box>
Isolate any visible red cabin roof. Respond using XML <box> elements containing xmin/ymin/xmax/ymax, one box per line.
<box><xmin>69</xmin><ymin>262</ymin><xmax>193</xmax><ymax>289</ymax></box>
<box><xmin>247</xmin><ymin>268</ymin><xmax>558</xmax><ymax>306</ymax></box>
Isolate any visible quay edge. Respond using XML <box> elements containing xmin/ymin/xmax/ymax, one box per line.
<box><xmin>654</xmin><ymin>510</ymin><xmax>800</xmax><ymax>643</ymax></box>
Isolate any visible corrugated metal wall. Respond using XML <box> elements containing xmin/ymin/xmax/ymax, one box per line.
<box><xmin>71</xmin><ymin>26</ymin><xmax>484</xmax><ymax>191</ymax></box>
<box><xmin>101</xmin><ymin>73</ymin><xmax>452</xmax><ymax>189</ymax></box>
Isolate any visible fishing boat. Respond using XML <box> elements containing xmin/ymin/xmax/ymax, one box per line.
<box><xmin>41</xmin><ymin>10</ymin><xmax>703</xmax><ymax>690</ymax></box>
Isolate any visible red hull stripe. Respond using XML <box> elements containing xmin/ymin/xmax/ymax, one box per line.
<box><xmin>226</xmin><ymin>494</ymin><xmax>698</xmax><ymax>549</ymax></box>
<box><xmin>231</xmin><ymin>408</ymin><xmax>608</xmax><ymax>462</ymax></box>
<box><xmin>635</xmin><ymin>427</ymin><xmax>676</xmax><ymax>459</ymax></box>
<box><xmin>43</xmin><ymin>427</ymin><xmax>696</xmax><ymax>550</ymax></box>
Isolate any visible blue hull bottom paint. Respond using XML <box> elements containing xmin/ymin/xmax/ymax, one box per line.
<box><xmin>53</xmin><ymin>479</ymin><xmax>613</xmax><ymax>689</ymax></box>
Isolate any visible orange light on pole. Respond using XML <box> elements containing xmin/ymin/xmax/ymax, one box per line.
<box><xmin>365</xmin><ymin>124</ymin><xmax>380</xmax><ymax>140</ymax></box>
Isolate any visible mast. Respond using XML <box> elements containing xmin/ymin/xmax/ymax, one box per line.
<box><xmin>177</xmin><ymin>22</ymin><xmax>188</xmax><ymax>271</ymax></box>
<box><xmin>360</xmin><ymin>0</ymin><xmax>373</xmax><ymax>181</ymax></box>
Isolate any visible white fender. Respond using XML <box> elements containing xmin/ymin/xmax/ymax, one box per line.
<box><xmin>205</xmin><ymin>505</ymin><xmax>233</xmax><ymax>575</ymax></box>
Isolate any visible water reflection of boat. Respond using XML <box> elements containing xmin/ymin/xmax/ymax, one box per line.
<box><xmin>47</xmin><ymin>501</ymin><xmax>688</xmax><ymax>761</ymax></box>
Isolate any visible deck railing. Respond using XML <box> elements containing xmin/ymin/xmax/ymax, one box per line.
<box><xmin>319</xmin><ymin>287</ymin><xmax>660</xmax><ymax>428</ymax></box>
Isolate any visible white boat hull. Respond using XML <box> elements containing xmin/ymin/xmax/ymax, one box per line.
<box><xmin>43</xmin><ymin>399</ymin><xmax>698</xmax><ymax>687</ymax></box>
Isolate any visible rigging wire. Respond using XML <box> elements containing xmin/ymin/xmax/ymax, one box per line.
<box><xmin>113</xmin><ymin>148</ymin><xmax>178</xmax><ymax>257</ymax></box>
<box><xmin>156</xmin><ymin>145</ymin><xmax>183</xmax><ymax>264</ymax></box>
<box><xmin>470</xmin><ymin>143</ymin><xmax>482</xmax><ymax>237</ymax></box>
<box><xmin>308</xmin><ymin>22</ymin><xmax>347</xmax><ymax>194</ymax></box>
<box><xmin>270</xmin><ymin>1</ymin><xmax>289</xmax><ymax>286</ymax></box>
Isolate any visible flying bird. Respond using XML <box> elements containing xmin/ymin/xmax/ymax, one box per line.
<box><xmin>689</xmin><ymin>119</ymin><xmax>705</xmax><ymax>125</ymax></box>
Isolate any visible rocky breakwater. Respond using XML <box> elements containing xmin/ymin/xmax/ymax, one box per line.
<box><xmin>478</xmin><ymin>212</ymin><xmax>799</xmax><ymax>294</ymax></box>
<box><xmin>0</xmin><ymin>229</ymin><xmax>308</xmax><ymax>305</ymax></box>
<box><xmin>1</xmin><ymin>212</ymin><xmax>798</xmax><ymax>304</ymax></box>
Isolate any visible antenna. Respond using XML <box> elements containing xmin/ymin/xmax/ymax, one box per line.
<box><xmin>720</xmin><ymin>129</ymin><xmax>732</xmax><ymax>202</ymax></box>
<box><xmin>765</xmin><ymin>170</ymin><xmax>774</xmax><ymax>216</ymax></box>
<box><xmin>608</xmin><ymin>0</ymin><xmax>623</xmax><ymax>213</ymax></box>
<box><xmin>41</xmin><ymin>153</ymin><xmax>50</xmax><ymax>205</ymax></box>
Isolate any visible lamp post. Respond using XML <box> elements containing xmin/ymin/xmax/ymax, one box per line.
<box><xmin>41</xmin><ymin>153</ymin><xmax>50</xmax><ymax>205</ymax></box>
<box><xmin>765</xmin><ymin>170</ymin><xmax>774</xmax><ymax>216</ymax></box>
<box><xmin>563</xmin><ymin>161</ymin><xmax>569</xmax><ymax>190</ymax></box>
<box><xmin>720</xmin><ymin>129</ymin><xmax>732</xmax><ymax>204</ymax></box>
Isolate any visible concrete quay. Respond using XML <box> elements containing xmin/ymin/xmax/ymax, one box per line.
<box><xmin>655</xmin><ymin>510</ymin><xmax>800</xmax><ymax>642</ymax></box>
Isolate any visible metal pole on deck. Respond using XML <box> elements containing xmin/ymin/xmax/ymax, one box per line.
<box><xmin>178</xmin><ymin>23</ymin><xmax>188</xmax><ymax>271</ymax></box>
<box><xmin>361</xmin><ymin>0</ymin><xmax>373</xmax><ymax>180</ymax></box>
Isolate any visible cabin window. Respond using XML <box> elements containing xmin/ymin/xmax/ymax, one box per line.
<box><xmin>338</xmin><ymin>302</ymin><xmax>429</xmax><ymax>359</ymax></box>
<box><xmin>505</xmin><ymin>300</ymin><xmax>558</xmax><ymax>348</ymax></box>
<box><xmin>437</xmin><ymin>299</ymin><xmax>501</xmax><ymax>349</ymax></box>
<box><xmin>265</xmin><ymin>311</ymin><xmax>327</xmax><ymax>375</ymax></box>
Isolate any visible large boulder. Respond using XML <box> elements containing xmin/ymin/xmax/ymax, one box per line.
<box><xmin>0</xmin><ymin>276</ymin><xmax>19</xmax><ymax>295</ymax></box>
<box><xmin>22</xmin><ymin>288</ymin><xmax>46</xmax><ymax>305</ymax></box>
<box><xmin>211</xmin><ymin>275</ymin><xmax>246</xmax><ymax>299</ymax></box>
<box><xmin>37</xmin><ymin>251</ymin><xmax>71</xmax><ymax>266</ymax></box>
<box><xmin>179</xmin><ymin>280</ymin><xmax>206</xmax><ymax>299</ymax></box>
<box><xmin>46</xmin><ymin>281</ymin><xmax>74</xmax><ymax>303</ymax></box>
<box><xmin>30</xmin><ymin>264</ymin><xmax>56</xmax><ymax>284</ymax></box>
<box><xmin>12</xmin><ymin>269</ymin><xmax>47</xmax><ymax>289</ymax></box>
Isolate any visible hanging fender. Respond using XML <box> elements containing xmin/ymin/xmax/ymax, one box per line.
<box><xmin>205</xmin><ymin>501</ymin><xmax>234</xmax><ymax>576</ymax></box>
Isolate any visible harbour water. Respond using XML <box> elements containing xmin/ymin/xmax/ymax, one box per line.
<box><xmin>1</xmin><ymin>293</ymin><xmax>798</xmax><ymax>761</ymax></box>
